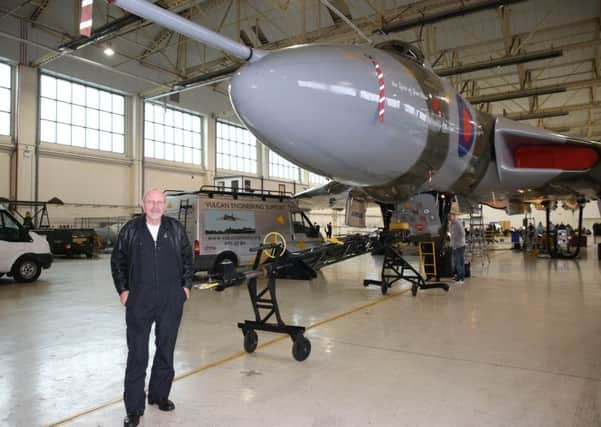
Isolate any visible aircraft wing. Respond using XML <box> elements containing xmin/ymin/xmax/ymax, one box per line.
<box><xmin>294</xmin><ymin>181</ymin><xmax>367</xmax><ymax>210</ymax></box>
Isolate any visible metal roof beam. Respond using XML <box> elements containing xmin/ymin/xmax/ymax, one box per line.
<box><xmin>382</xmin><ymin>0</ymin><xmax>527</xmax><ymax>34</ymax></box>
<box><xmin>435</xmin><ymin>48</ymin><xmax>562</xmax><ymax>77</ymax></box>
<box><xmin>468</xmin><ymin>86</ymin><xmax>566</xmax><ymax>104</ymax></box>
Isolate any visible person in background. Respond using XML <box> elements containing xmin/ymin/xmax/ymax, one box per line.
<box><xmin>23</xmin><ymin>211</ymin><xmax>34</xmax><ymax>229</ymax></box>
<box><xmin>449</xmin><ymin>211</ymin><xmax>466</xmax><ymax>284</ymax></box>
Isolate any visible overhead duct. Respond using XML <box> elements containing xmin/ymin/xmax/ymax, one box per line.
<box><xmin>435</xmin><ymin>48</ymin><xmax>562</xmax><ymax>77</ymax></box>
<box><xmin>381</xmin><ymin>0</ymin><xmax>526</xmax><ymax>34</ymax></box>
<box><xmin>144</xmin><ymin>64</ymin><xmax>240</xmax><ymax>100</ymax></box>
<box><xmin>467</xmin><ymin>86</ymin><xmax>566</xmax><ymax>104</ymax></box>
<box><xmin>30</xmin><ymin>14</ymin><xmax>143</xmax><ymax>67</ymax></box>
<box><xmin>506</xmin><ymin>111</ymin><xmax>569</xmax><ymax>121</ymax></box>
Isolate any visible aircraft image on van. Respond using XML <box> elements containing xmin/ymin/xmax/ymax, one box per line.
<box><xmin>220</xmin><ymin>213</ymin><xmax>244</xmax><ymax>222</ymax></box>
<box><xmin>205</xmin><ymin>210</ymin><xmax>256</xmax><ymax>234</ymax></box>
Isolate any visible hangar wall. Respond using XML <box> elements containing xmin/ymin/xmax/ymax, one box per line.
<box><xmin>0</xmin><ymin>149</ymin><xmax>10</xmax><ymax>199</ymax></box>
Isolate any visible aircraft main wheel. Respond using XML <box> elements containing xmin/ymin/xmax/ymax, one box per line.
<box><xmin>292</xmin><ymin>335</ymin><xmax>311</xmax><ymax>361</ymax></box>
<box><xmin>380</xmin><ymin>282</ymin><xmax>388</xmax><ymax>295</ymax></box>
<box><xmin>243</xmin><ymin>330</ymin><xmax>258</xmax><ymax>354</ymax></box>
<box><xmin>411</xmin><ymin>285</ymin><xmax>418</xmax><ymax>297</ymax></box>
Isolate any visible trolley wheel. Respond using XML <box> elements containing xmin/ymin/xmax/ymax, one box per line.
<box><xmin>411</xmin><ymin>284</ymin><xmax>418</xmax><ymax>297</ymax></box>
<box><xmin>380</xmin><ymin>282</ymin><xmax>388</xmax><ymax>295</ymax></box>
<box><xmin>243</xmin><ymin>330</ymin><xmax>258</xmax><ymax>354</ymax></box>
<box><xmin>292</xmin><ymin>335</ymin><xmax>311</xmax><ymax>361</ymax></box>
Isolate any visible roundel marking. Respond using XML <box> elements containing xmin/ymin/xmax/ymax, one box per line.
<box><xmin>456</xmin><ymin>94</ymin><xmax>475</xmax><ymax>158</ymax></box>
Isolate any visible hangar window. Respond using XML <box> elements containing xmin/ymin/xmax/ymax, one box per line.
<box><xmin>308</xmin><ymin>172</ymin><xmax>328</xmax><ymax>185</ymax></box>
<box><xmin>144</xmin><ymin>102</ymin><xmax>203</xmax><ymax>166</ymax></box>
<box><xmin>269</xmin><ymin>150</ymin><xmax>300</xmax><ymax>181</ymax></box>
<box><xmin>39</xmin><ymin>74</ymin><xmax>125</xmax><ymax>153</ymax></box>
<box><xmin>0</xmin><ymin>63</ymin><xmax>12</xmax><ymax>136</ymax></box>
<box><xmin>216</xmin><ymin>120</ymin><xmax>257</xmax><ymax>174</ymax></box>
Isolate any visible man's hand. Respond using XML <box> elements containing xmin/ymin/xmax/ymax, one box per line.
<box><xmin>120</xmin><ymin>290</ymin><xmax>129</xmax><ymax>305</ymax></box>
<box><xmin>183</xmin><ymin>287</ymin><xmax>190</xmax><ymax>300</ymax></box>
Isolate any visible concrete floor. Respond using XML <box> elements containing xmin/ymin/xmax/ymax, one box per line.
<box><xmin>1</xmin><ymin>248</ymin><xmax>601</xmax><ymax>427</ymax></box>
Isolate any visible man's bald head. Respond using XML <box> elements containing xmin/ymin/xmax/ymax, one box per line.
<box><xmin>142</xmin><ymin>188</ymin><xmax>166</xmax><ymax>225</ymax></box>
<box><xmin>143</xmin><ymin>188</ymin><xmax>166</xmax><ymax>203</ymax></box>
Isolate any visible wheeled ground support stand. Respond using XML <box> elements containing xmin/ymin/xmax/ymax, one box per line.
<box><xmin>213</xmin><ymin>242</ymin><xmax>312</xmax><ymax>361</ymax></box>
<box><xmin>363</xmin><ymin>245</ymin><xmax>449</xmax><ymax>296</ymax></box>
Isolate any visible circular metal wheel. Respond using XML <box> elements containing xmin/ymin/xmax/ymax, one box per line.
<box><xmin>243</xmin><ymin>330</ymin><xmax>258</xmax><ymax>353</ymax></box>
<box><xmin>380</xmin><ymin>282</ymin><xmax>388</xmax><ymax>295</ymax></box>
<box><xmin>292</xmin><ymin>335</ymin><xmax>311</xmax><ymax>362</ymax></box>
<box><xmin>14</xmin><ymin>258</ymin><xmax>41</xmax><ymax>283</ymax></box>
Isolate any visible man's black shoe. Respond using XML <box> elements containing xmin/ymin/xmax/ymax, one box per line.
<box><xmin>124</xmin><ymin>414</ymin><xmax>140</xmax><ymax>427</ymax></box>
<box><xmin>148</xmin><ymin>398</ymin><xmax>175</xmax><ymax>411</ymax></box>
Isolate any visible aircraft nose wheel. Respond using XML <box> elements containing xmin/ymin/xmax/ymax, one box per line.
<box><xmin>292</xmin><ymin>335</ymin><xmax>311</xmax><ymax>361</ymax></box>
<box><xmin>243</xmin><ymin>329</ymin><xmax>258</xmax><ymax>353</ymax></box>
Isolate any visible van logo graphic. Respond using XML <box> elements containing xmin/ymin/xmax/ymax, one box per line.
<box><xmin>456</xmin><ymin>94</ymin><xmax>475</xmax><ymax>158</ymax></box>
<box><xmin>276</xmin><ymin>215</ymin><xmax>286</xmax><ymax>224</ymax></box>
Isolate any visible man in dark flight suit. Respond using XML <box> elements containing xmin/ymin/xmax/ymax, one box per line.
<box><xmin>111</xmin><ymin>188</ymin><xmax>193</xmax><ymax>427</ymax></box>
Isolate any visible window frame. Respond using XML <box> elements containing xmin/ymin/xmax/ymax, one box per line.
<box><xmin>38</xmin><ymin>72</ymin><xmax>126</xmax><ymax>154</ymax></box>
<box><xmin>269</xmin><ymin>150</ymin><xmax>300</xmax><ymax>181</ymax></box>
<box><xmin>0</xmin><ymin>62</ymin><xmax>13</xmax><ymax>138</ymax></box>
<box><xmin>143</xmin><ymin>101</ymin><xmax>204</xmax><ymax>167</ymax></box>
<box><xmin>215</xmin><ymin>120</ymin><xmax>258</xmax><ymax>174</ymax></box>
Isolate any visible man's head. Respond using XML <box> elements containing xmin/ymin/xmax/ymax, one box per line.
<box><xmin>449</xmin><ymin>212</ymin><xmax>456</xmax><ymax>222</ymax></box>
<box><xmin>142</xmin><ymin>188</ymin><xmax>166</xmax><ymax>223</ymax></box>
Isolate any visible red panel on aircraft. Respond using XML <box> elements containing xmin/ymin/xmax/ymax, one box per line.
<box><xmin>462</xmin><ymin>110</ymin><xmax>472</xmax><ymax>142</ymax></box>
<box><xmin>514</xmin><ymin>145</ymin><xmax>599</xmax><ymax>170</ymax></box>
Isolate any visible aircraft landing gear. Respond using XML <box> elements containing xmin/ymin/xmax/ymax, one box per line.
<box><xmin>543</xmin><ymin>199</ymin><xmax>585</xmax><ymax>259</ymax></box>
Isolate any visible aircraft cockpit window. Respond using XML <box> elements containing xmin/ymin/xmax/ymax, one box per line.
<box><xmin>375</xmin><ymin>40</ymin><xmax>425</xmax><ymax>66</ymax></box>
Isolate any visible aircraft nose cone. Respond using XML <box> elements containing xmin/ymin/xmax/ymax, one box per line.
<box><xmin>229</xmin><ymin>45</ymin><xmax>429</xmax><ymax>186</ymax></box>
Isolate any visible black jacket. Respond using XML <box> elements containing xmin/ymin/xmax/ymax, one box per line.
<box><xmin>110</xmin><ymin>215</ymin><xmax>193</xmax><ymax>295</ymax></box>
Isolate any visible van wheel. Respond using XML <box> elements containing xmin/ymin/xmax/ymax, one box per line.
<box><xmin>13</xmin><ymin>258</ymin><xmax>41</xmax><ymax>282</ymax></box>
<box><xmin>212</xmin><ymin>253</ymin><xmax>238</xmax><ymax>275</ymax></box>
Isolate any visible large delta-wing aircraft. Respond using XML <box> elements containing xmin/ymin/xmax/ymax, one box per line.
<box><xmin>109</xmin><ymin>0</ymin><xmax>601</xmax><ymax>235</ymax></box>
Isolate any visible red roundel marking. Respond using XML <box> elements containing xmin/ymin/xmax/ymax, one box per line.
<box><xmin>415</xmin><ymin>224</ymin><xmax>425</xmax><ymax>232</ymax></box>
<box><xmin>462</xmin><ymin>109</ymin><xmax>472</xmax><ymax>143</ymax></box>
<box><xmin>432</xmin><ymin>98</ymin><xmax>440</xmax><ymax>112</ymax></box>
<box><xmin>456</xmin><ymin>94</ymin><xmax>475</xmax><ymax>157</ymax></box>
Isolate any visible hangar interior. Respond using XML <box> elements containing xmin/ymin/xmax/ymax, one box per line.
<box><xmin>1</xmin><ymin>0</ymin><xmax>601</xmax><ymax>426</ymax></box>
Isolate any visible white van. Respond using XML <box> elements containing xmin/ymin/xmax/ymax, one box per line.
<box><xmin>165</xmin><ymin>188</ymin><xmax>324</xmax><ymax>273</ymax></box>
<box><xmin>0</xmin><ymin>206</ymin><xmax>53</xmax><ymax>282</ymax></box>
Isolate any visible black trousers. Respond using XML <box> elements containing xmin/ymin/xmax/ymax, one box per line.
<box><xmin>124</xmin><ymin>287</ymin><xmax>185</xmax><ymax>415</ymax></box>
